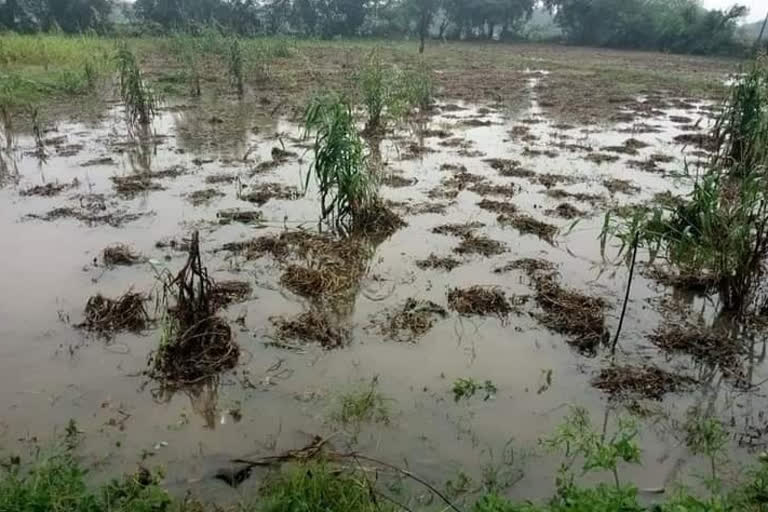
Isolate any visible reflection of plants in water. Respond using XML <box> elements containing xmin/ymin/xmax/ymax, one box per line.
<box><xmin>684</xmin><ymin>411</ymin><xmax>729</xmax><ymax>493</ymax></box>
<box><xmin>152</xmin><ymin>376</ymin><xmax>220</xmax><ymax>430</ymax></box>
<box><xmin>304</xmin><ymin>94</ymin><xmax>374</xmax><ymax>232</ymax></box>
<box><xmin>116</xmin><ymin>42</ymin><xmax>156</xmax><ymax>126</ymax></box>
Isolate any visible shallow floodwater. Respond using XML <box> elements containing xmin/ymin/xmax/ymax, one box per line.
<box><xmin>0</xmin><ymin>86</ymin><xmax>766</xmax><ymax>504</ymax></box>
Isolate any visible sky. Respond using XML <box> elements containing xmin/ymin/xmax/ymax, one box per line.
<box><xmin>702</xmin><ymin>0</ymin><xmax>765</xmax><ymax>22</ymax></box>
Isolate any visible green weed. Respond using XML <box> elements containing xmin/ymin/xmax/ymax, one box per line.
<box><xmin>452</xmin><ymin>378</ymin><xmax>497</xmax><ymax>402</ymax></box>
<box><xmin>170</xmin><ymin>34</ymin><xmax>203</xmax><ymax>96</ymax></box>
<box><xmin>331</xmin><ymin>377</ymin><xmax>390</xmax><ymax>426</ymax></box>
<box><xmin>303</xmin><ymin>94</ymin><xmax>374</xmax><ymax>232</ymax></box>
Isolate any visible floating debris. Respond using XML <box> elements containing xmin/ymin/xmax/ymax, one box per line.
<box><xmin>103</xmin><ymin>244</ymin><xmax>142</xmax><ymax>266</ymax></box>
<box><xmin>454</xmin><ymin>234</ymin><xmax>507</xmax><ymax>257</ymax></box>
<box><xmin>545</xmin><ymin>202</ymin><xmax>584</xmax><ymax>219</ymax></box>
<box><xmin>494</xmin><ymin>258</ymin><xmax>556</xmax><ymax>274</ymax></box>
<box><xmin>448</xmin><ymin>286</ymin><xmax>511</xmax><ymax>317</ymax></box>
<box><xmin>240</xmin><ymin>182</ymin><xmax>300</xmax><ymax>205</ymax></box>
<box><xmin>432</xmin><ymin>221</ymin><xmax>485</xmax><ymax>237</ymax></box>
<box><xmin>188</xmin><ymin>188</ymin><xmax>225</xmax><ymax>205</ymax></box>
<box><xmin>416</xmin><ymin>254</ymin><xmax>462</xmax><ymax>271</ymax></box>
<box><xmin>271</xmin><ymin>310</ymin><xmax>349</xmax><ymax>349</ymax></box>
<box><xmin>498</xmin><ymin>214</ymin><xmax>558</xmax><ymax>243</ymax></box>
<box><xmin>211</xmin><ymin>280</ymin><xmax>252</xmax><ymax>307</ymax></box>
<box><xmin>477</xmin><ymin>199</ymin><xmax>518</xmax><ymax>216</ymax></box>
<box><xmin>593</xmin><ymin>365</ymin><xmax>696</xmax><ymax>400</ymax></box>
<box><xmin>77</xmin><ymin>292</ymin><xmax>149</xmax><ymax>333</ymax></box>
<box><xmin>385</xmin><ymin>298</ymin><xmax>448</xmax><ymax>342</ymax></box>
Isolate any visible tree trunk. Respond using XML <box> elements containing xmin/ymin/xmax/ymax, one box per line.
<box><xmin>419</xmin><ymin>11</ymin><xmax>427</xmax><ymax>53</ymax></box>
<box><xmin>757</xmin><ymin>10</ymin><xmax>768</xmax><ymax>49</ymax></box>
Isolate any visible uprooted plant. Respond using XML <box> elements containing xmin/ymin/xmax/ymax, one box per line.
<box><xmin>602</xmin><ymin>56</ymin><xmax>768</xmax><ymax>314</ymax></box>
<box><xmin>151</xmin><ymin>231</ymin><xmax>239</xmax><ymax>383</ymax></box>
<box><xmin>116</xmin><ymin>43</ymin><xmax>156</xmax><ymax>126</ymax></box>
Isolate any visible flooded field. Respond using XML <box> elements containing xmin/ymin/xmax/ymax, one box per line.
<box><xmin>1</xmin><ymin>43</ymin><xmax>765</xmax><ymax>507</ymax></box>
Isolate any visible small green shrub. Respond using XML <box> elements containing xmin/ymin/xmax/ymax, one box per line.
<box><xmin>331</xmin><ymin>378</ymin><xmax>390</xmax><ymax>426</ymax></box>
<box><xmin>116</xmin><ymin>43</ymin><xmax>156</xmax><ymax>126</ymax></box>
<box><xmin>303</xmin><ymin>94</ymin><xmax>373</xmax><ymax>232</ymax></box>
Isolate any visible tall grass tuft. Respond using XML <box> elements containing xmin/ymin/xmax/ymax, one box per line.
<box><xmin>304</xmin><ymin>94</ymin><xmax>373</xmax><ymax>232</ymax></box>
<box><xmin>228</xmin><ymin>37</ymin><xmax>245</xmax><ymax>97</ymax></box>
<box><xmin>116</xmin><ymin>43</ymin><xmax>156</xmax><ymax>126</ymax></box>
<box><xmin>604</xmin><ymin>56</ymin><xmax>768</xmax><ymax>314</ymax></box>
<box><xmin>170</xmin><ymin>33</ymin><xmax>203</xmax><ymax>96</ymax></box>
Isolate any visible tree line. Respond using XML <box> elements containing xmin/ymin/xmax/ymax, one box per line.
<box><xmin>0</xmin><ymin>0</ymin><xmax>761</xmax><ymax>55</ymax></box>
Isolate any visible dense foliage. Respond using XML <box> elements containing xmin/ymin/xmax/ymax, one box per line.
<box><xmin>0</xmin><ymin>0</ymin><xmax>761</xmax><ymax>55</ymax></box>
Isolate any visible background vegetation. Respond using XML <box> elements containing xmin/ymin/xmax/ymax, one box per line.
<box><xmin>0</xmin><ymin>0</ymin><xmax>764</xmax><ymax>56</ymax></box>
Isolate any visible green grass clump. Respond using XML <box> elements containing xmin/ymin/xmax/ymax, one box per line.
<box><xmin>452</xmin><ymin>378</ymin><xmax>497</xmax><ymax>401</ymax></box>
<box><xmin>331</xmin><ymin>378</ymin><xmax>390</xmax><ymax>426</ymax></box>
<box><xmin>0</xmin><ymin>451</ymin><xmax>172</xmax><ymax>512</ymax></box>
<box><xmin>260</xmin><ymin>462</ymin><xmax>393</xmax><ymax>512</ymax></box>
<box><xmin>304</xmin><ymin>94</ymin><xmax>374</xmax><ymax>232</ymax></box>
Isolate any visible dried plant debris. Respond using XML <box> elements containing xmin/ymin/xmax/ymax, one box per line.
<box><xmin>627</xmin><ymin>159</ymin><xmax>664</xmax><ymax>173</ymax></box>
<box><xmin>111</xmin><ymin>174</ymin><xmax>164</xmax><ymax>196</ymax></box>
<box><xmin>494</xmin><ymin>258</ymin><xmax>556</xmax><ymax>274</ymax></box>
<box><xmin>592</xmin><ymin>365</ymin><xmax>696</xmax><ymax>400</ymax></box>
<box><xmin>469</xmin><ymin>182</ymin><xmax>517</xmax><ymax>197</ymax></box>
<box><xmin>440</xmin><ymin>163</ymin><xmax>468</xmax><ymax>172</ymax></box>
<box><xmin>536</xmin><ymin>173</ymin><xmax>576</xmax><ymax>189</ymax></box>
<box><xmin>603</xmin><ymin>178</ymin><xmax>640</xmax><ymax>195</ymax></box>
<box><xmin>381</xmin><ymin>174</ymin><xmax>417</xmax><ymax>188</ymax></box>
<box><xmin>532</xmin><ymin>272</ymin><xmax>608</xmax><ymax>354</ymax></box>
<box><xmin>460</xmin><ymin>118</ymin><xmax>493</xmax><ymax>127</ymax></box>
<box><xmin>477</xmin><ymin>199</ymin><xmax>518</xmax><ymax>216</ymax></box>
<box><xmin>442</xmin><ymin>171</ymin><xmax>487</xmax><ymax>189</ymax></box>
<box><xmin>350</xmin><ymin>201</ymin><xmax>407</xmax><ymax>241</ymax></box>
<box><xmin>585</xmin><ymin>153</ymin><xmax>620</xmax><ymax>164</ymax></box>
<box><xmin>280</xmin><ymin>262</ymin><xmax>358</xmax><ymax>300</ymax></box>
<box><xmin>77</xmin><ymin>292</ymin><xmax>149</xmax><ymax>334</ymax></box>
<box><xmin>498</xmin><ymin>214</ymin><xmax>558</xmax><ymax>243</ymax></box>
<box><xmin>401</xmin><ymin>142</ymin><xmax>435</xmax><ymax>159</ymax></box>
<box><xmin>151</xmin><ymin>232</ymin><xmax>239</xmax><ymax>383</ymax></box>
<box><xmin>20</xmin><ymin>179</ymin><xmax>78</xmax><ymax>197</ymax></box>
<box><xmin>271</xmin><ymin>310</ymin><xmax>349</xmax><ymax>348</ymax></box>
<box><xmin>395</xmin><ymin>201</ymin><xmax>450</xmax><ymax>215</ymax></box>
<box><xmin>454</xmin><ymin>234</ymin><xmax>507</xmax><ymax>257</ymax></box>
<box><xmin>523</xmin><ymin>147</ymin><xmax>559</xmax><ymax>158</ymax></box>
<box><xmin>188</xmin><ymin>188</ymin><xmax>225</xmax><ymax>205</ymax></box>
<box><xmin>484</xmin><ymin>158</ymin><xmax>534</xmax><ymax>178</ymax></box>
<box><xmin>648</xmin><ymin>323</ymin><xmax>743</xmax><ymax>379</ymax></box>
<box><xmin>223</xmin><ymin>230</ymin><xmax>366</xmax><ymax>264</ymax></box>
<box><xmin>205</xmin><ymin>173</ymin><xmax>236</xmax><ymax>184</ymax></box>
<box><xmin>240</xmin><ymin>183</ymin><xmax>300</xmax><ymax>205</ymax></box>
<box><xmin>271</xmin><ymin>147</ymin><xmax>297</xmax><ymax>160</ymax></box>
<box><xmin>217</xmin><ymin>208</ymin><xmax>263</xmax><ymax>224</ymax></box>
<box><xmin>669</xmin><ymin>115</ymin><xmax>693</xmax><ymax>124</ymax></box>
<box><xmin>545</xmin><ymin>188</ymin><xmax>604</xmax><ymax>205</ymax></box>
<box><xmin>643</xmin><ymin>265</ymin><xmax>718</xmax><ymax>293</ymax></box>
<box><xmin>416</xmin><ymin>254</ymin><xmax>462</xmax><ymax>271</ymax></box>
<box><xmin>422</xmin><ymin>128</ymin><xmax>453</xmax><ymax>138</ymax></box>
<box><xmin>673</xmin><ymin>133</ymin><xmax>715</xmax><ymax>151</ymax></box>
<box><xmin>26</xmin><ymin>207</ymin><xmax>143</xmax><ymax>227</ymax></box>
<box><xmin>385</xmin><ymin>298</ymin><xmax>448</xmax><ymax>341</ymax></box>
<box><xmin>448</xmin><ymin>286</ymin><xmax>511</xmax><ymax>317</ymax></box>
<box><xmin>432</xmin><ymin>221</ymin><xmax>484</xmax><ymax>237</ymax></box>
<box><xmin>545</xmin><ymin>202</ymin><xmax>585</xmax><ymax>219</ymax></box>
<box><xmin>211</xmin><ymin>280</ymin><xmax>252</xmax><ymax>307</ymax></box>
<box><xmin>427</xmin><ymin>186</ymin><xmax>460</xmax><ymax>200</ymax></box>
<box><xmin>103</xmin><ymin>244</ymin><xmax>142</xmax><ymax>266</ymax></box>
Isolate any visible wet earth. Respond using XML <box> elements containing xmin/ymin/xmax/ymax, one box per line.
<box><xmin>0</xmin><ymin>71</ymin><xmax>766</xmax><ymax>504</ymax></box>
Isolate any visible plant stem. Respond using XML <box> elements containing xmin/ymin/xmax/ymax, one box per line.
<box><xmin>611</xmin><ymin>232</ymin><xmax>638</xmax><ymax>360</ymax></box>
<box><xmin>612</xmin><ymin>467</ymin><xmax>620</xmax><ymax>490</ymax></box>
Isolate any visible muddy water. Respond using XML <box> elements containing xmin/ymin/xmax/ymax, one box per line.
<box><xmin>0</xmin><ymin>88</ymin><xmax>765</xmax><ymax>503</ymax></box>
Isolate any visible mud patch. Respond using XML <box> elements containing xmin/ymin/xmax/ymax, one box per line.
<box><xmin>592</xmin><ymin>365</ymin><xmax>696</xmax><ymax>400</ymax></box>
<box><xmin>448</xmin><ymin>286</ymin><xmax>511</xmax><ymax>317</ymax></box>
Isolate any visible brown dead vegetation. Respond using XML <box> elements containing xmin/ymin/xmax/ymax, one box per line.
<box><xmin>385</xmin><ymin>298</ymin><xmax>448</xmax><ymax>342</ymax></box>
<box><xmin>217</xmin><ymin>208</ymin><xmax>263</xmax><ymax>224</ymax></box>
<box><xmin>454</xmin><ymin>234</ymin><xmax>507</xmax><ymax>257</ymax></box>
<box><xmin>498</xmin><ymin>214</ymin><xmax>558</xmax><ymax>243</ymax></box>
<box><xmin>188</xmin><ymin>188</ymin><xmax>225</xmax><ymax>205</ymax></box>
<box><xmin>20</xmin><ymin>179</ymin><xmax>78</xmax><ymax>197</ymax></box>
<box><xmin>432</xmin><ymin>221</ymin><xmax>484</xmax><ymax>237</ymax></box>
<box><xmin>494</xmin><ymin>258</ymin><xmax>556</xmax><ymax>274</ymax></box>
<box><xmin>103</xmin><ymin>244</ymin><xmax>142</xmax><ymax>266</ymax></box>
<box><xmin>416</xmin><ymin>254</ymin><xmax>462</xmax><ymax>271</ymax></box>
<box><xmin>26</xmin><ymin>206</ymin><xmax>143</xmax><ymax>227</ymax></box>
<box><xmin>448</xmin><ymin>286</ymin><xmax>511</xmax><ymax>317</ymax></box>
<box><xmin>643</xmin><ymin>265</ymin><xmax>718</xmax><ymax>294</ymax></box>
<box><xmin>603</xmin><ymin>178</ymin><xmax>640</xmax><ymax>195</ymax></box>
<box><xmin>545</xmin><ymin>188</ymin><xmax>605</xmax><ymax>205</ymax></box>
<box><xmin>592</xmin><ymin>365</ymin><xmax>696</xmax><ymax>400</ymax></box>
<box><xmin>111</xmin><ymin>174</ymin><xmax>165</xmax><ymax>196</ymax></box>
<box><xmin>545</xmin><ymin>202</ymin><xmax>584</xmax><ymax>219</ymax></box>
<box><xmin>240</xmin><ymin>182</ymin><xmax>300</xmax><ymax>205</ymax></box>
<box><xmin>585</xmin><ymin>153</ymin><xmax>620</xmax><ymax>164</ymax></box>
<box><xmin>205</xmin><ymin>173</ymin><xmax>236</xmax><ymax>184</ymax></box>
<box><xmin>531</xmin><ymin>272</ymin><xmax>608</xmax><ymax>354</ymax></box>
<box><xmin>477</xmin><ymin>199</ymin><xmax>518</xmax><ymax>216</ymax></box>
<box><xmin>271</xmin><ymin>310</ymin><xmax>349</xmax><ymax>349</ymax></box>
<box><xmin>673</xmin><ymin>133</ymin><xmax>715</xmax><ymax>151</ymax></box>
<box><xmin>469</xmin><ymin>182</ymin><xmax>517</xmax><ymax>197</ymax></box>
<box><xmin>77</xmin><ymin>291</ymin><xmax>149</xmax><ymax>333</ymax></box>
<box><xmin>151</xmin><ymin>232</ymin><xmax>239</xmax><ymax>383</ymax></box>
<box><xmin>648</xmin><ymin>323</ymin><xmax>743</xmax><ymax>379</ymax></box>
<box><xmin>381</xmin><ymin>174</ymin><xmax>417</xmax><ymax>188</ymax></box>
<box><xmin>211</xmin><ymin>280</ymin><xmax>252</xmax><ymax>307</ymax></box>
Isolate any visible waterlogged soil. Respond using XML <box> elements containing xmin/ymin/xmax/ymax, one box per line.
<box><xmin>0</xmin><ymin>76</ymin><xmax>765</xmax><ymax>503</ymax></box>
